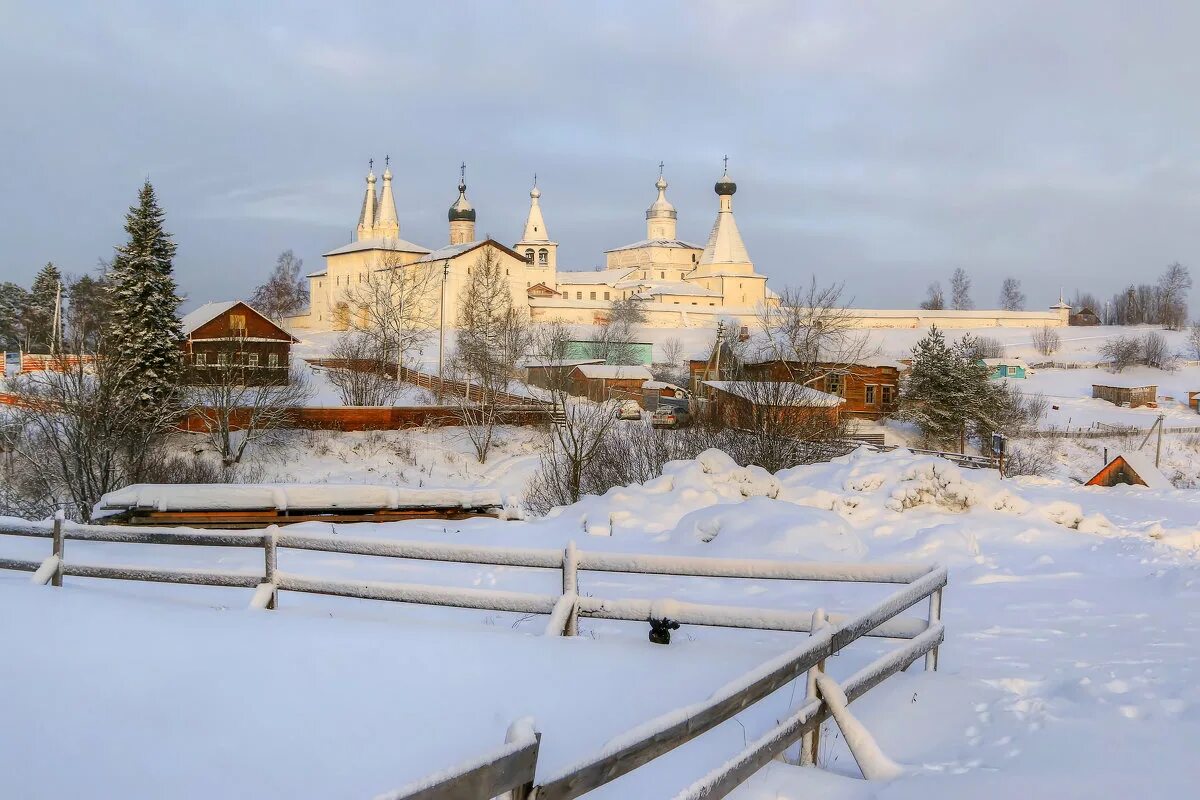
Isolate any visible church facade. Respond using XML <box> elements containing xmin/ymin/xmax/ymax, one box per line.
<box><xmin>285</xmin><ymin>163</ymin><xmax>772</xmax><ymax>331</ymax></box>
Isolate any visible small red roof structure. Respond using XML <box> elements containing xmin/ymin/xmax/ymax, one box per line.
<box><xmin>1085</xmin><ymin>453</ymin><xmax>1172</xmax><ymax>490</ymax></box>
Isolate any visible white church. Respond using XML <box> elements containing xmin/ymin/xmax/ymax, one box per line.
<box><xmin>286</xmin><ymin>161</ymin><xmax>773</xmax><ymax>331</ymax></box>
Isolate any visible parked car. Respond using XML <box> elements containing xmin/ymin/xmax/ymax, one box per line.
<box><xmin>617</xmin><ymin>400</ymin><xmax>642</xmax><ymax>421</ymax></box>
<box><xmin>651</xmin><ymin>406</ymin><xmax>691</xmax><ymax>429</ymax></box>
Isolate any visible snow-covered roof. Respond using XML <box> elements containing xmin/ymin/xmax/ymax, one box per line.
<box><xmin>573</xmin><ymin>364</ymin><xmax>654</xmax><ymax>380</ymax></box>
<box><xmin>323</xmin><ymin>236</ymin><xmax>431</xmax><ymax>257</ymax></box>
<box><xmin>703</xmin><ymin>380</ymin><xmax>846</xmax><ymax>407</ymax></box>
<box><xmin>699</xmin><ymin>204</ymin><xmax>751</xmax><ymax>266</ymax></box>
<box><xmin>982</xmin><ymin>357</ymin><xmax>1027</xmax><ymax>367</ymax></box>
<box><xmin>643</xmin><ymin>380</ymin><xmax>687</xmax><ymax>391</ymax></box>
<box><xmin>555</xmin><ymin>268</ymin><xmax>637</xmax><ymax>286</ymax></box>
<box><xmin>181</xmin><ymin>301</ymin><xmax>240</xmax><ymax>335</ymax></box>
<box><xmin>520</xmin><ymin>357</ymin><xmax>605</xmax><ymax>369</ymax></box>
<box><xmin>99</xmin><ymin>484</ymin><xmax>503</xmax><ymax>512</ymax></box>
<box><xmin>623</xmin><ymin>281</ymin><xmax>721</xmax><ymax>298</ymax></box>
<box><xmin>604</xmin><ymin>238</ymin><xmax>704</xmax><ymax>253</ymax></box>
<box><xmin>1109</xmin><ymin>453</ymin><xmax>1173</xmax><ymax>490</ymax></box>
<box><xmin>1092</xmin><ymin>378</ymin><xmax>1159</xmax><ymax>390</ymax></box>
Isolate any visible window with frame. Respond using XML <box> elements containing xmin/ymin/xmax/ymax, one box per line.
<box><xmin>217</xmin><ymin>352</ymin><xmax>229</xmax><ymax>367</ymax></box>
<box><xmin>603</xmin><ymin>291</ymin><xmax>610</xmax><ymax>300</ymax></box>
<box><xmin>881</xmin><ymin>385</ymin><xmax>894</xmax><ymax>405</ymax></box>
<box><xmin>865</xmin><ymin>384</ymin><xmax>877</xmax><ymax>405</ymax></box>
<box><xmin>247</xmin><ymin>353</ymin><xmax>259</xmax><ymax>367</ymax></box>
<box><xmin>194</xmin><ymin>352</ymin><xmax>206</xmax><ymax>366</ymax></box>
<box><xmin>1007</xmin><ymin>366</ymin><xmax>1018</xmax><ymax>376</ymax></box>
<box><xmin>229</xmin><ymin>314</ymin><xmax>246</xmax><ymax>333</ymax></box>
<box><xmin>576</xmin><ymin>291</ymin><xmax>582</xmax><ymax>300</ymax></box>
<box><xmin>590</xmin><ymin>291</ymin><xmax>596</xmax><ymax>300</ymax></box>
<box><xmin>538</xmin><ymin>249</ymin><xmax>548</xmax><ymax>265</ymax></box>
<box><xmin>827</xmin><ymin>373</ymin><xmax>843</xmax><ymax>395</ymax></box>
<box><xmin>525</xmin><ymin>249</ymin><xmax>535</xmax><ymax>262</ymax></box>
<box><xmin>268</xmin><ymin>353</ymin><xmax>279</xmax><ymax>368</ymax></box>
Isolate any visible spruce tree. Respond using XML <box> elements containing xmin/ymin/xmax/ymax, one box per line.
<box><xmin>106</xmin><ymin>180</ymin><xmax>182</xmax><ymax>404</ymax></box>
<box><xmin>27</xmin><ymin>262</ymin><xmax>63</xmax><ymax>350</ymax></box>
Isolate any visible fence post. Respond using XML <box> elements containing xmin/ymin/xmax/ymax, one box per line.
<box><xmin>264</xmin><ymin>525</ymin><xmax>278</xmax><ymax>610</ymax></box>
<box><xmin>51</xmin><ymin>510</ymin><xmax>64</xmax><ymax>587</ymax></box>
<box><xmin>799</xmin><ymin>607</ymin><xmax>828</xmax><ymax>767</ymax></box>
<box><xmin>925</xmin><ymin>588</ymin><xmax>942</xmax><ymax>671</ymax></box>
<box><xmin>504</xmin><ymin>718</ymin><xmax>541</xmax><ymax>800</ymax></box>
<box><xmin>562</xmin><ymin>540</ymin><xmax>578</xmax><ymax>636</ymax></box>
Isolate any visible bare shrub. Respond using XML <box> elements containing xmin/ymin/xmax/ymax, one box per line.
<box><xmin>327</xmin><ymin>332</ymin><xmax>403</xmax><ymax>406</ymax></box>
<box><xmin>1100</xmin><ymin>335</ymin><xmax>1141</xmax><ymax>372</ymax></box>
<box><xmin>967</xmin><ymin>336</ymin><xmax>1003</xmax><ymax>360</ymax></box>
<box><xmin>1003</xmin><ymin>441</ymin><xmax>1056</xmax><ymax>477</ymax></box>
<box><xmin>1032</xmin><ymin>325</ymin><xmax>1061</xmax><ymax>356</ymax></box>
<box><xmin>1140</xmin><ymin>331</ymin><xmax>1174</xmax><ymax>370</ymax></box>
<box><xmin>1187</xmin><ymin>322</ymin><xmax>1200</xmax><ymax>360</ymax></box>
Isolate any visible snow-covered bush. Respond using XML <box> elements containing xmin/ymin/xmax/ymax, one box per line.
<box><xmin>1032</xmin><ymin>325</ymin><xmax>1060</xmax><ymax>356</ymax></box>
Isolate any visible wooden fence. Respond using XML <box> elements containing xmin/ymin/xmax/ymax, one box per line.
<box><xmin>305</xmin><ymin>358</ymin><xmax>550</xmax><ymax>409</ymax></box>
<box><xmin>1</xmin><ymin>518</ymin><xmax>946</xmax><ymax>799</ymax></box>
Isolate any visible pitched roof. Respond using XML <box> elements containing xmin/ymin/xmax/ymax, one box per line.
<box><xmin>573</xmin><ymin>364</ymin><xmax>654</xmax><ymax>380</ymax></box>
<box><xmin>180</xmin><ymin>300</ymin><xmax>299</xmax><ymax>342</ymax></box>
<box><xmin>699</xmin><ymin>207</ymin><xmax>751</xmax><ymax>266</ymax></box>
<box><xmin>555</xmin><ymin>268</ymin><xmax>637</xmax><ymax>286</ymax></box>
<box><xmin>626</xmin><ymin>281</ymin><xmax>721</xmax><ymax>298</ymax></box>
<box><xmin>323</xmin><ymin>236</ymin><xmax>431</xmax><ymax>257</ymax></box>
<box><xmin>604</xmin><ymin>238</ymin><xmax>704</xmax><ymax>253</ymax></box>
<box><xmin>703</xmin><ymin>380</ymin><xmax>845</xmax><ymax>407</ymax></box>
<box><xmin>1088</xmin><ymin>453</ymin><xmax>1173</xmax><ymax>490</ymax></box>
<box><xmin>410</xmin><ymin>238</ymin><xmax>530</xmax><ymax>265</ymax></box>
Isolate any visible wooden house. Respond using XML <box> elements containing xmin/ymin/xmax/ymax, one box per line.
<box><xmin>521</xmin><ymin>358</ymin><xmax>604</xmax><ymax>391</ymax></box>
<box><xmin>981</xmin><ymin>357</ymin><xmax>1028</xmax><ymax>380</ymax></box>
<box><xmin>181</xmin><ymin>301</ymin><xmax>298</xmax><ymax>386</ymax></box>
<box><xmin>1069</xmin><ymin>307</ymin><xmax>1102</xmax><ymax>326</ymax></box>
<box><xmin>737</xmin><ymin>360</ymin><xmax>901</xmax><ymax>421</ymax></box>
<box><xmin>567</xmin><ymin>364</ymin><xmax>653</xmax><ymax>402</ymax></box>
<box><xmin>700</xmin><ymin>380</ymin><xmax>843</xmax><ymax>430</ymax></box>
<box><xmin>1092</xmin><ymin>383</ymin><xmax>1157</xmax><ymax>408</ymax></box>
<box><xmin>1085</xmin><ymin>453</ymin><xmax>1172</xmax><ymax>489</ymax></box>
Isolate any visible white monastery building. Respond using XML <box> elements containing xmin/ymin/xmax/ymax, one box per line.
<box><xmin>286</xmin><ymin>162</ymin><xmax>1069</xmax><ymax>331</ymax></box>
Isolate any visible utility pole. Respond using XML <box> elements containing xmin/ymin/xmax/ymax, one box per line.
<box><xmin>51</xmin><ymin>281</ymin><xmax>62</xmax><ymax>356</ymax></box>
<box><xmin>438</xmin><ymin>260</ymin><xmax>450</xmax><ymax>401</ymax></box>
<box><xmin>1155</xmin><ymin>413</ymin><xmax>1165</xmax><ymax>468</ymax></box>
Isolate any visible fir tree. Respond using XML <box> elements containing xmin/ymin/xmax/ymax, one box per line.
<box><xmin>106</xmin><ymin>180</ymin><xmax>182</xmax><ymax>403</ymax></box>
<box><xmin>0</xmin><ymin>282</ymin><xmax>30</xmax><ymax>350</ymax></box>
<box><xmin>898</xmin><ymin>326</ymin><xmax>1002</xmax><ymax>452</ymax></box>
<box><xmin>27</xmin><ymin>262</ymin><xmax>63</xmax><ymax>350</ymax></box>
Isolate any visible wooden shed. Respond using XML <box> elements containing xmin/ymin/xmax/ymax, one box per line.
<box><xmin>736</xmin><ymin>360</ymin><xmax>901</xmax><ymax>420</ymax></box>
<box><xmin>701</xmin><ymin>380</ymin><xmax>844</xmax><ymax>430</ymax></box>
<box><xmin>1085</xmin><ymin>453</ymin><xmax>1172</xmax><ymax>490</ymax></box>
<box><xmin>522</xmin><ymin>358</ymin><xmax>604</xmax><ymax>391</ymax></box>
<box><xmin>181</xmin><ymin>301</ymin><xmax>298</xmax><ymax>386</ymax></box>
<box><xmin>1069</xmin><ymin>307</ymin><xmax>1102</xmax><ymax>326</ymax></box>
<box><xmin>567</xmin><ymin>364</ymin><xmax>653</xmax><ymax>403</ymax></box>
<box><xmin>1092</xmin><ymin>383</ymin><xmax>1157</xmax><ymax>408</ymax></box>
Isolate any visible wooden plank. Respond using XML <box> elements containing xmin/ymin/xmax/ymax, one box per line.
<box><xmin>577</xmin><ymin>552</ymin><xmax>928</xmax><ymax>584</ymax></box>
<box><xmin>0</xmin><ymin>557</ymin><xmax>42</xmax><ymax>572</ymax></box>
<box><xmin>51</xmin><ymin>515</ymin><xmax>64</xmax><ymax>587</ymax></box>
<box><xmin>673</xmin><ymin>625</ymin><xmax>944</xmax><ymax>800</ymax></box>
<box><xmin>62</xmin><ymin>564</ymin><xmax>261</xmax><ymax>588</ymax></box>
<box><xmin>277</xmin><ymin>574</ymin><xmax>560</xmax><ymax>615</ymax></box>
<box><xmin>535</xmin><ymin>567</ymin><xmax>946</xmax><ymax>800</ymax></box>
<box><xmin>381</xmin><ymin>733</ymin><xmax>541</xmax><ymax>800</ymax></box>
<box><xmin>277</xmin><ymin>533</ymin><xmax>563</xmax><ymax>569</ymax></box>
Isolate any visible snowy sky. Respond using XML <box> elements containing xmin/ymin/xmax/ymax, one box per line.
<box><xmin>3</xmin><ymin>1</ymin><xmax>1199</xmax><ymax>311</ymax></box>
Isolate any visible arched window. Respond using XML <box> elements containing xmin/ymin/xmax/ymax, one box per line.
<box><xmin>538</xmin><ymin>248</ymin><xmax>549</xmax><ymax>266</ymax></box>
<box><xmin>525</xmin><ymin>249</ymin><xmax>535</xmax><ymax>262</ymax></box>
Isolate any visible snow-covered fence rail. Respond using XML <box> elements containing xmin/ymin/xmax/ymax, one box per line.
<box><xmin>0</xmin><ymin>520</ymin><xmax>946</xmax><ymax>799</ymax></box>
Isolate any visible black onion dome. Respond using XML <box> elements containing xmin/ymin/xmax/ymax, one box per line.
<box><xmin>448</xmin><ymin>181</ymin><xmax>476</xmax><ymax>222</ymax></box>
<box><xmin>715</xmin><ymin>173</ymin><xmax>737</xmax><ymax>196</ymax></box>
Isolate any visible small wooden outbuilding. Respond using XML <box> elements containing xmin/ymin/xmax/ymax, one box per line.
<box><xmin>701</xmin><ymin>380</ymin><xmax>844</xmax><ymax>430</ymax></box>
<box><xmin>567</xmin><ymin>364</ymin><xmax>653</xmax><ymax>402</ymax></box>
<box><xmin>1069</xmin><ymin>307</ymin><xmax>1102</xmax><ymax>326</ymax></box>
<box><xmin>1092</xmin><ymin>383</ymin><xmax>1157</xmax><ymax>408</ymax></box>
<box><xmin>1085</xmin><ymin>453</ymin><xmax>1172</xmax><ymax>490</ymax></box>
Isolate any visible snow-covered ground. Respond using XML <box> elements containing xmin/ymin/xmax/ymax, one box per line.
<box><xmin>3</xmin><ymin>448</ymin><xmax>1199</xmax><ymax>798</ymax></box>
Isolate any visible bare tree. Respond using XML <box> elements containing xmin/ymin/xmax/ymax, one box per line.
<box><xmin>591</xmin><ymin>297</ymin><xmax>647</xmax><ymax>365</ymax></box>
<box><xmin>1140</xmin><ymin>331</ymin><xmax>1174</xmax><ymax>370</ymax></box>
<box><xmin>1101</xmin><ymin>335</ymin><xmax>1140</xmax><ymax>372</ymax></box>
<box><xmin>182</xmin><ymin>339</ymin><xmax>312</xmax><ymax>466</ymax></box>
<box><xmin>999</xmin><ymin>277</ymin><xmax>1026</xmax><ymax>311</ymax></box>
<box><xmin>920</xmin><ymin>281</ymin><xmax>945</xmax><ymax>310</ymax></box>
<box><xmin>2</xmin><ymin>340</ymin><xmax>179</xmax><ymax>521</ymax></box>
<box><xmin>251</xmin><ymin>250</ymin><xmax>309</xmax><ymax>321</ymax></box>
<box><xmin>1187</xmin><ymin>322</ymin><xmax>1200</xmax><ymax>360</ymax></box>
<box><xmin>1032</xmin><ymin>325</ymin><xmax>1061</xmax><ymax>356</ymax></box>
<box><xmin>451</xmin><ymin>249</ymin><xmax>530</xmax><ymax>463</ymax></box>
<box><xmin>524</xmin><ymin>321</ymin><xmax>622</xmax><ymax>513</ymax></box>
<box><xmin>326</xmin><ymin>332</ymin><xmax>404</xmax><ymax>406</ymax></box>
<box><xmin>755</xmin><ymin>278</ymin><xmax>877</xmax><ymax>386</ymax></box>
<box><xmin>341</xmin><ymin>249</ymin><xmax>441</xmax><ymax>382</ymax></box>
<box><xmin>950</xmin><ymin>268</ymin><xmax>973</xmax><ymax>310</ymax></box>
<box><xmin>650</xmin><ymin>336</ymin><xmax>687</xmax><ymax>385</ymax></box>
<box><xmin>1158</xmin><ymin>262</ymin><xmax>1192</xmax><ymax>330</ymax></box>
